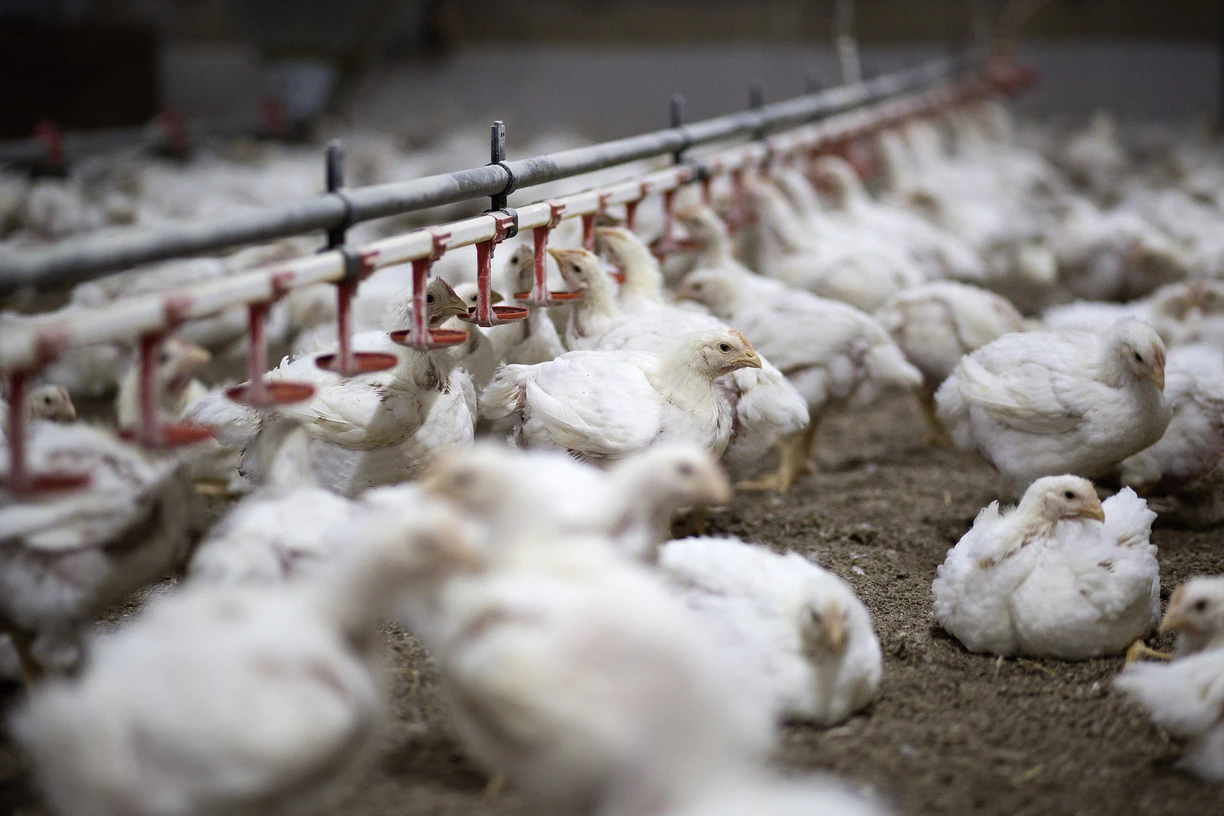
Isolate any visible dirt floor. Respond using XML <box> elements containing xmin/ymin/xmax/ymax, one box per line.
<box><xmin>1</xmin><ymin>392</ymin><xmax>1223</xmax><ymax>815</ymax></box>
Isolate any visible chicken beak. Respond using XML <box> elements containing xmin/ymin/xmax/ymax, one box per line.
<box><xmin>489</xmin><ymin>289</ymin><xmax>506</xmax><ymax>306</ymax></box>
<box><xmin>443</xmin><ymin>293</ymin><xmax>470</xmax><ymax>319</ymax></box>
<box><xmin>732</xmin><ymin>350</ymin><xmax>762</xmax><ymax>370</ymax></box>
<box><xmin>182</xmin><ymin>344</ymin><xmax>213</xmax><ymax>376</ymax></box>
<box><xmin>609</xmin><ymin>270</ymin><xmax>627</xmax><ymax>284</ymax></box>
<box><xmin>704</xmin><ymin>469</ymin><xmax>734</xmax><ymax>506</ymax></box>
<box><xmin>1081</xmin><ymin>501</ymin><xmax>1106</xmax><ymax>523</ymax></box>
<box><xmin>825</xmin><ymin>607</ymin><xmax>846</xmax><ymax>652</ymax></box>
<box><xmin>1151</xmin><ymin>359</ymin><xmax>1166</xmax><ymax>390</ymax></box>
<box><xmin>1158</xmin><ymin>608</ymin><xmax>1189</xmax><ymax>635</ymax></box>
<box><xmin>1159</xmin><ymin>586</ymin><xmax>1187</xmax><ymax>634</ymax></box>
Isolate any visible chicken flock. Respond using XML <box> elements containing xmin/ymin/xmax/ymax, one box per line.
<box><xmin>4</xmin><ymin>96</ymin><xmax>1224</xmax><ymax>816</ymax></box>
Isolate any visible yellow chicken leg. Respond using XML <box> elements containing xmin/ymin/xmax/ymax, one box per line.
<box><xmin>1125</xmin><ymin>639</ymin><xmax>1172</xmax><ymax>665</ymax></box>
<box><xmin>917</xmin><ymin>390</ymin><xmax>953</xmax><ymax>449</ymax></box>
<box><xmin>8</xmin><ymin>630</ymin><xmax>43</xmax><ymax>690</ymax></box>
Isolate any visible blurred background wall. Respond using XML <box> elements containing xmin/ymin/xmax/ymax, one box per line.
<box><xmin>2</xmin><ymin>0</ymin><xmax>1221</xmax><ymax>140</ymax></box>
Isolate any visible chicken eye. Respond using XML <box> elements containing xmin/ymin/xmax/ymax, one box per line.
<box><xmin>719</xmin><ymin>343</ymin><xmax>732</xmax><ymax>353</ymax></box>
<box><xmin>677</xmin><ymin>463</ymin><xmax>695</xmax><ymax>477</ymax></box>
<box><xmin>1134</xmin><ymin>352</ymin><xmax>1144</xmax><ymax>363</ymax></box>
<box><xmin>426</xmin><ymin>294</ymin><xmax>435</xmax><ymax>304</ymax></box>
<box><xmin>1063</xmin><ymin>490</ymin><xmax>1075</xmax><ymax>499</ymax></box>
<box><xmin>509</xmin><ymin>256</ymin><xmax>519</xmax><ymax>266</ymax></box>
<box><xmin>157</xmin><ymin>352</ymin><xmax>170</xmax><ymax>365</ymax></box>
<box><xmin>1195</xmin><ymin>599</ymin><xmax>1209</xmax><ymax>612</ymax></box>
<box><xmin>692</xmin><ymin>283</ymin><xmax>703</xmax><ymax>291</ymax></box>
<box><xmin>572</xmin><ymin>264</ymin><xmax>581</xmax><ymax>275</ymax></box>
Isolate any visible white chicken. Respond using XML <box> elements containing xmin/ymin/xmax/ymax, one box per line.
<box><xmin>12</xmin><ymin>501</ymin><xmax>482</xmax><ymax>816</ymax></box>
<box><xmin>1114</xmin><ymin>579</ymin><xmax>1224</xmax><ymax>783</ymax></box>
<box><xmin>935</xmin><ymin>318</ymin><xmax>1171</xmax><ymax>492</ymax></box>
<box><xmin>446</xmin><ymin>282</ymin><xmax>503</xmax><ymax>390</ymax></box>
<box><xmin>674</xmin><ymin>266</ymin><xmax>920</xmax><ymax>489</ymax></box>
<box><xmin>746</xmin><ymin>174</ymin><xmax>921</xmax><ymax>312</ymax></box>
<box><xmin>487</xmin><ymin>244</ymin><xmax>567</xmax><ymax>365</ymax></box>
<box><xmin>1118</xmin><ymin>345</ymin><xmax>1224</xmax><ymax>495</ymax></box>
<box><xmin>564</xmin><ymin>234</ymin><xmax>808</xmax><ymax>489</ymax></box>
<box><xmin>659</xmin><ymin>536</ymin><xmax>881</xmax><ymax>725</ymax></box>
<box><xmin>0</xmin><ymin>424</ymin><xmax>198</xmax><ymax>680</ymax></box>
<box><xmin>189</xmin><ymin>298</ymin><xmax>477</xmax><ymax>496</ymax></box>
<box><xmin>423</xmin><ymin>441</ymin><xmax>731</xmax><ymax>560</ymax></box>
<box><xmin>932</xmin><ymin>475</ymin><xmax>1160</xmax><ymax>660</ymax></box>
<box><xmin>0</xmin><ymin>384</ymin><xmax>76</xmax><ymax>439</ymax></box>
<box><xmin>114</xmin><ymin>338</ymin><xmax>212</xmax><ymax>430</ymax></box>
<box><xmin>429</xmin><ymin>534</ymin><xmax>773</xmax><ymax>815</ymax></box>
<box><xmin>481</xmin><ymin>327</ymin><xmax>762</xmax><ymax>464</ymax></box>
<box><xmin>808</xmin><ymin>155</ymin><xmax>986</xmax><ymax>283</ymax></box>
<box><xmin>187</xmin><ymin>418</ymin><xmax>356</xmax><ymax>585</ymax></box>
<box><xmin>875</xmin><ymin>281</ymin><xmax>1026</xmax><ymax>444</ymax></box>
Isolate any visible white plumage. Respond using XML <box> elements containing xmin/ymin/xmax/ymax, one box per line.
<box><xmin>1114</xmin><ymin>649</ymin><xmax>1224</xmax><ymax>783</ymax></box>
<box><xmin>1118</xmin><ymin>345</ymin><xmax>1224</xmax><ymax>494</ymax></box>
<box><xmin>674</xmin><ymin>266</ymin><xmax>918</xmax><ymax>487</ymax></box>
<box><xmin>0</xmin><ymin>424</ymin><xmax>198</xmax><ymax>678</ymax></box>
<box><xmin>932</xmin><ymin>475</ymin><xmax>1160</xmax><ymax>659</ymax></box>
<box><xmin>660</xmin><ymin>536</ymin><xmax>881</xmax><ymax>725</ymax></box>
<box><xmin>935</xmin><ymin>318</ymin><xmax>1171</xmax><ymax>492</ymax></box>
<box><xmin>481</xmin><ymin>327</ymin><xmax>761</xmax><ymax>464</ymax></box>
<box><xmin>12</xmin><ymin>503</ymin><xmax>481</xmax><ymax>816</ymax></box>
<box><xmin>425</xmin><ymin>441</ymin><xmax>730</xmax><ymax>560</ymax></box>
<box><xmin>428</xmin><ymin>535</ymin><xmax>773</xmax><ymax>815</ymax></box>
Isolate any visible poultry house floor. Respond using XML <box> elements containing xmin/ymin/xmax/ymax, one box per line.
<box><xmin>1</xmin><ymin>392</ymin><xmax>1222</xmax><ymax>816</ymax></box>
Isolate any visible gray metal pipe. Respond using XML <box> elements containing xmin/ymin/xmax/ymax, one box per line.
<box><xmin>0</xmin><ymin>54</ymin><xmax>979</xmax><ymax>298</ymax></box>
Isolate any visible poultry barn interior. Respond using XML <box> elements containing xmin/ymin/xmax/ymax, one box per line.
<box><xmin>3</xmin><ymin>1</ymin><xmax>1224</xmax><ymax>815</ymax></box>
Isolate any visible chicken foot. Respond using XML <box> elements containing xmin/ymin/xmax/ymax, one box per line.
<box><xmin>8</xmin><ymin>629</ymin><xmax>44</xmax><ymax>690</ymax></box>
<box><xmin>1124</xmin><ymin>639</ymin><xmax>1173</xmax><ymax>665</ymax></box>
<box><xmin>739</xmin><ymin>420</ymin><xmax>820</xmax><ymax>493</ymax></box>
<box><xmin>916</xmin><ymin>390</ymin><xmax>953</xmax><ymax>449</ymax></box>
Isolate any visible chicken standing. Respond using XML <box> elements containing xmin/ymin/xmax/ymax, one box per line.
<box><xmin>675</xmin><ymin>267</ymin><xmax>920</xmax><ymax>489</ymax></box>
<box><xmin>875</xmin><ymin>281</ymin><xmax>1026</xmax><ymax>445</ymax></box>
<box><xmin>932</xmin><ymin>475</ymin><xmax>1160</xmax><ymax>660</ymax></box>
<box><xmin>935</xmin><ymin>318</ymin><xmax>1171</xmax><ymax>492</ymax></box>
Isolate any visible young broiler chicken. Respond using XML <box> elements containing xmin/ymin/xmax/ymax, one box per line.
<box><xmin>188</xmin><ymin>286</ymin><xmax>476</xmax><ymax>496</ymax></box>
<box><xmin>0</xmin><ymin>424</ymin><xmax>198</xmax><ymax>682</ymax></box>
<box><xmin>482</xmin><ymin>326</ymin><xmax>761</xmax><ymax>464</ymax></box>
<box><xmin>807</xmin><ymin>155</ymin><xmax>986</xmax><ymax>283</ymax></box>
<box><xmin>187</xmin><ymin>418</ymin><xmax>356</xmax><ymax>585</ymax></box>
<box><xmin>1117</xmin><ymin>345</ymin><xmax>1224</xmax><ymax>496</ymax></box>
<box><xmin>13</xmin><ymin>502</ymin><xmax>482</xmax><ymax>816</ymax></box>
<box><xmin>426</xmin><ymin>532</ymin><xmax>773</xmax><ymax>816</ymax></box>
<box><xmin>0</xmin><ymin>385</ymin><xmax>76</xmax><ymax>439</ymax></box>
<box><xmin>659</xmin><ymin>536</ymin><xmax>881</xmax><ymax>726</ymax></box>
<box><xmin>488</xmin><ymin>245</ymin><xmax>567</xmax><ymax>365</ymax></box>
<box><xmin>446</xmin><ymin>282</ymin><xmax>504</xmax><ymax>389</ymax></box>
<box><xmin>746</xmin><ymin>174</ymin><xmax>921</xmax><ymax>312</ymax></box>
<box><xmin>935</xmin><ymin>318</ymin><xmax>1171</xmax><ymax>493</ymax></box>
<box><xmin>424</xmin><ymin>441</ymin><xmax>731</xmax><ymax>562</ymax></box>
<box><xmin>875</xmin><ymin>281</ymin><xmax>1027</xmax><ymax>446</ymax></box>
<box><xmin>114</xmin><ymin>338</ymin><xmax>212</xmax><ymax>431</ymax></box>
<box><xmin>932</xmin><ymin>475</ymin><xmax>1160</xmax><ymax>660</ymax></box>
<box><xmin>1114</xmin><ymin>578</ymin><xmax>1224</xmax><ymax>782</ymax></box>
<box><xmin>569</xmin><ymin>236</ymin><xmax>808</xmax><ymax>489</ymax></box>
<box><xmin>675</xmin><ymin>267</ymin><xmax>920</xmax><ymax>490</ymax></box>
